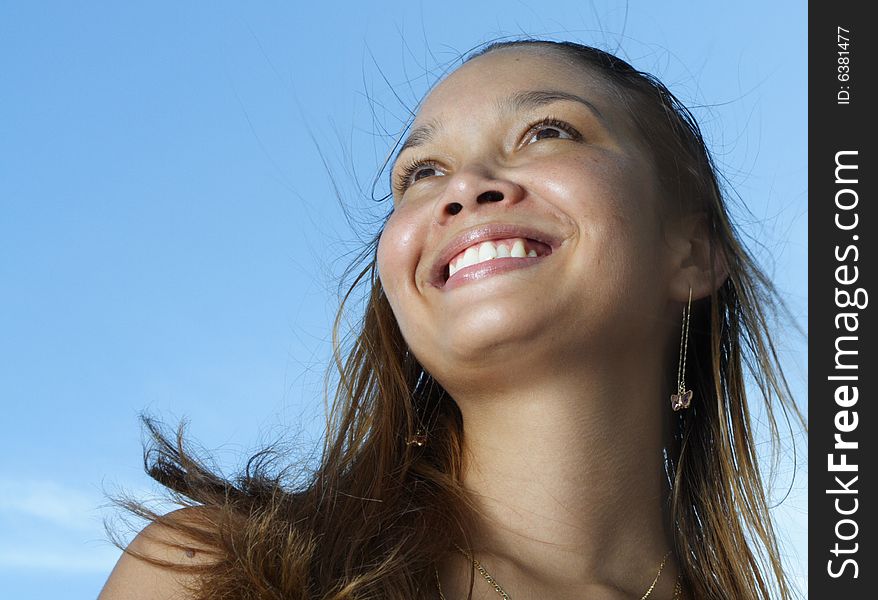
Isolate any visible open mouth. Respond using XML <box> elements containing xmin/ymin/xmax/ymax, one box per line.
<box><xmin>443</xmin><ymin>237</ymin><xmax>553</xmax><ymax>284</ymax></box>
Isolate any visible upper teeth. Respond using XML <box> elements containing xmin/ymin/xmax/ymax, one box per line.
<box><xmin>448</xmin><ymin>237</ymin><xmax>539</xmax><ymax>278</ymax></box>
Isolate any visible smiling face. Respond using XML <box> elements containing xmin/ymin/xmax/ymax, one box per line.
<box><xmin>376</xmin><ymin>47</ymin><xmax>681</xmax><ymax>394</ymax></box>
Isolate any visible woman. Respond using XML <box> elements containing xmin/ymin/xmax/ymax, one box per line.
<box><xmin>99</xmin><ymin>39</ymin><xmax>802</xmax><ymax>600</ymax></box>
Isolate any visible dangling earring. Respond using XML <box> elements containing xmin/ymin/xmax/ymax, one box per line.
<box><xmin>406</xmin><ymin>389</ymin><xmax>428</xmax><ymax>447</ymax></box>
<box><xmin>671</xmin><ymin>287</ymin><xmax>693</xmax><ymax>412</ymax></box>
<box><xmin>406</xmin><ymin>429</ymin><xmax>428</xmax><ymax>447</ymax></box>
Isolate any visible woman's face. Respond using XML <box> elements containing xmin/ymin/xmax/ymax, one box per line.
<box><xmin>377</xmin><ymin>48</ymin><xmax>680</xmax><ymax>392</ymax></box>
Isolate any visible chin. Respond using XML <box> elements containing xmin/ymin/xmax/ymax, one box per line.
<box><xmin>435</xmin><ymin>313</ymin><xmax>548</xmax><ymax>365</ymax></box>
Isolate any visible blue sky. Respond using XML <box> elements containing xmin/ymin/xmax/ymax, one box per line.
<box><xmin>0</xmin><ymin>1</ymin><xmax>807</xmax><ymax>598</ymax></box>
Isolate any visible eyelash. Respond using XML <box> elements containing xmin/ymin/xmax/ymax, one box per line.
<box><xmin>392</xmin><ymin>117</ymin><xmax>583</xmax><ymax>194</ymax></box>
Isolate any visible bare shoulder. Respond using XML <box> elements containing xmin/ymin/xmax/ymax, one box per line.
<box><xmin>98</xmin><ymin>506</ymin><xmax>223</xmax><ymax>600</ymax></box>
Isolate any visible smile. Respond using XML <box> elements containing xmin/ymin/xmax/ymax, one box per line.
<box><xmin>444</xmin><ymin>237</ymin><xmax>551</xmax><ymax>289</ymax></box>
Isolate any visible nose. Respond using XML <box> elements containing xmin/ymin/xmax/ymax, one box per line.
<box><xmin>433</xmin><ymin>165</ymin><xmax>525</xmax><ymax>221</ymax></box>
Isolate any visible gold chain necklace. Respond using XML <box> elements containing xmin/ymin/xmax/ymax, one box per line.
<box><xmin>434</xmin><ymin>545</ymin><xmax>682</xmax><ymax>600</ymax></box>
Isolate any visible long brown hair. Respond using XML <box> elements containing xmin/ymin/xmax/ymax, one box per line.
<box><xmin>107</xmin><ymin>39</ymin><xmax>804</xmax><ymax>599</ymax></box>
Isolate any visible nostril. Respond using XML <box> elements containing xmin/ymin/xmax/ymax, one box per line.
<box><xmin>477</xmin><ymin>190</ymin><xmax>504</xmax><ymax>203</ymax></box>
<box><xmin>447</xmin><ymin>202</ymin><xmax>463</xmax><ymax>215</ymax></box>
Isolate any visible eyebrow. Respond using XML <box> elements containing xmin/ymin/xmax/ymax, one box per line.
<box><xmin>497</xmin><ymin>90</ymin><xmax>605</xmax><ymax>122</ymax></box>
<box><xmin>390</xmin><ymin>90</ymin><xmax>605</xmax><ymax>178</ymax></box>
<box><xmin>395</xmin><ymin>118</ymin><xmax>443</xmax><ymax>161</ymax></box>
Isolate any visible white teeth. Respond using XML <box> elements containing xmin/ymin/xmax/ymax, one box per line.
<box><xmin>447</xmin><ymin>237</ymin><xmax>542</xmax><ymax>278</ymax></box>
<box><xmin>478</xmin><ymin>241</ymin><xmax>498</xmax><ymax>262</ymax></box>
<box><xmin>460</xmin><ymin>246</ymin><xmax>480</xmax><ymax>269</ymax></box>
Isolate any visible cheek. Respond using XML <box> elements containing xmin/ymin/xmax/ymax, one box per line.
<box><xmin>376</xmin><ymin>211</ymin><xmax>441</xmax><ymax>364</ymax></box>
<box><xmin>376</xmin><ymin>210</ymin><xmax>423</xmax><ymax>310</ymax></box>
<box><xmin>548</xmin><ymin>152</ymin><xmax>667</xmax><ymax>311</ymax></box>
<box><xmin>559</xmin><ymin>152</ymin><xmax>662</xmax><ymax>242</ymax></box>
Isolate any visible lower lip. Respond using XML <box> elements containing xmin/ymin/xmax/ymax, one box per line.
<box><xmin>442</xmin><ymin>255</ymin><xmax>548</xmax><ymax>291</ymax></box>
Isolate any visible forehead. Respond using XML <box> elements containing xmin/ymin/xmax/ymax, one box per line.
<box><xmin>414</xmin><ymin>48</ymin><xmax>616</xmax><ymax>125</ymax></box>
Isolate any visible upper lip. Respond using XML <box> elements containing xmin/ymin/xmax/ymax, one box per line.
<box><xmin>427</xmin><ymin>222</ymin><xmax>563</xmax><ymax>287</ymax></box>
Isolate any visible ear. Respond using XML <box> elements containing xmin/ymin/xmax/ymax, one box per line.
<box><xmin>667</xmin><ymin>211</ymin><xmax>729</xmax><ymax>302</ymax></box>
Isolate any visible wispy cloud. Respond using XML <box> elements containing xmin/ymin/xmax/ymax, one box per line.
<box><xmin>0</xmin><ymin>479</ymin><xmax>101</xmax><ymax>532</ymax></box>
<box><xmin>0</xmin><ymin>547</ymin><xmax>120</xmax><ymax>573</ymax></box>
<box><xmin>0</xmin><ymin>479</ymin><xmax>128</xmax><ymax>573</ymax></box>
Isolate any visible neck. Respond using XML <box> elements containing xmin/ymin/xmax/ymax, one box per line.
<box><xmin>437</xmin><ymin>354</ymin><xmax>681</xmax><ymax>599</ymax></box>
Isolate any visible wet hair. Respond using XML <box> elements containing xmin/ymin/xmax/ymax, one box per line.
<box><xmin>108</xmin><ymin>39</ymin><xmax>803</xmax><ymax>600</ymax></box>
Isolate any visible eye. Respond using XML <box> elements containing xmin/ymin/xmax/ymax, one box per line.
<box><xmin>394</xmin><ymin>158</ymin><xmax>444</xmax><ymax>194</ymax></box>
<box><xmin>524</xmin><ymin>118</ymin><xmax>583</xmax><ymax>145</ymax></box>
